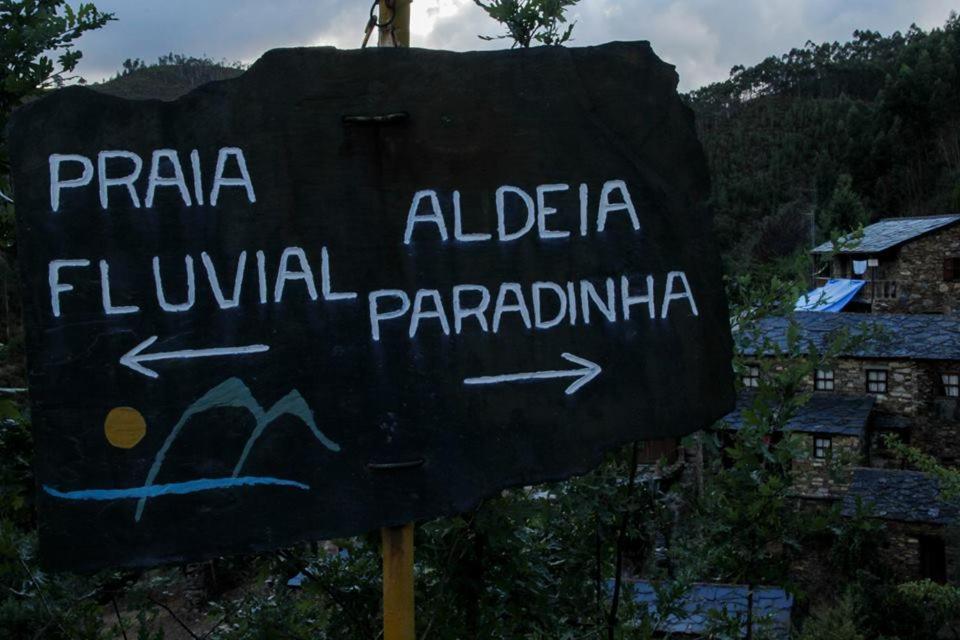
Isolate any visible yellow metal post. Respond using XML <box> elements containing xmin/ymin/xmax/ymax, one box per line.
<box><xmin>378</xmin><ymin>0</ymin><xmax>412</xmax><ymax>47</ymax></box>
<box><xmin>382</xmin><ymin>523</ymin><xmax>415</xmax><ymax>640</ymax></box>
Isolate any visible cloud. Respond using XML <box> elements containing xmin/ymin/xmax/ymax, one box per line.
<box><xmin>74</xmin><ymin>0</ymin><xmax>958</xmax><ymax>91</ymax></box>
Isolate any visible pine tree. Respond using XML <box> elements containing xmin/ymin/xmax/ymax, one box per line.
<box><xmin>819</xmin><ymin>174</ymin><xmax>869</xmax><ymax>238</ymax></box>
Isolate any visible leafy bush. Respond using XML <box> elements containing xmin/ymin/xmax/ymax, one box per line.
<box><xmin>798</xmin><ymin>592</ymin><xmax>865</xmax><ymax>640</ymax></box>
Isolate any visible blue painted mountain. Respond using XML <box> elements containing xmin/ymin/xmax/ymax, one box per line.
<box><xmin>42</xmin><ymin>378</ymin><xmax>341</xmax><ymax>522</ymax></box>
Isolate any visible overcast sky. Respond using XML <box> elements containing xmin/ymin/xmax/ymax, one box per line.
<box><xmin>74</xmin><ymin>0</ymin><xmax>958</xmax><ymax>91</ymax></box>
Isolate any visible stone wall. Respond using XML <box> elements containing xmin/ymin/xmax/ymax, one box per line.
<box><xmin>792</xmin><ymin>505</ymin><xmax>960</xmax><ymax>586</ymax></box>
<box><xmin>746</xmin><ymin>357</ymin><xmax>960</xmax><ymax>455</ymax></box>
<box><xmin>910</xmin><ymin>415</ymin><xmax>960</xmax><ymax>465</ymax></box>
<box><xmin>791</xmin><ymin>434</ymin><xmax>862</xmax><ymax>499</ymax></box>
<box><xmin>817</xmin><ymin>359</ymin><xmax>921</xmax><ymax>416</ymax></box>
<box><xmin>911</xmin><ymin>360</ymin><xmax>960</xmax><ymax>459</ymax></box>
<box><xmin>871</xmin><ymin>222</ymin><xmax>960</xmax><ymax>314</ymax></box>
<box><xmin>882</xmin><ymin>521</ymin><xmax>959</xmax><ymax>583</ymax></box>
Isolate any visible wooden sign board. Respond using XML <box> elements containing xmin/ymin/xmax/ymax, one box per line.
<box><xmin>8</xmin><ymin>43</ymin><xmax>735</xmax><ymax>571</ymax></box>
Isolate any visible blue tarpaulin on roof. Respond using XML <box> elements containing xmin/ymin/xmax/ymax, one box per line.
<box><xmin>795</xmin><ymin>279</ymin><xmax>865</xmax><ymax>312</ymax></box>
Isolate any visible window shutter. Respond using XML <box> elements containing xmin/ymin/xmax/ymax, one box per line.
<box><xmin>946</xmin><ymin>257</ymin><xmax>957</xmax><ymax>282</ymax></box>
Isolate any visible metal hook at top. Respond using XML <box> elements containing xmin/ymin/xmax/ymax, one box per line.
<box><xmin>362</xmin><ymin>0</ymin><xmax>397</xmax><ymax>48</ymax></box>
<box><xmin>370</xmin><ymin>0</ymin><xmax>396</xmax><ymax>30</ymax></box>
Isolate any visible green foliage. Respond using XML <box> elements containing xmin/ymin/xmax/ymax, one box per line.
<box><xmin>0</xmin><ymin>0</ymin><xmax>114</xmax><ymax>153</ymax></box>
<box><xmin>683</xmin><ymin>424</ymin><xmax>808</xmax><ymax>586</ymax></box>
<box><xmin>130</xmin><ymin>609</ymin><xmax>164</xmax><ymax>640</ymax></box>
<box><xmin>206</xmin><ymin>586</ymin><xmax>332</xmax><ymax>640</ymax></box>
<box><xmin>819</xmin><ymin>174</ymin><xmax>868</xmax><ymax>241</ymax></box>
<box><xmin>413</xmin><ymin>457</ymin><xmax>655</xmax><ymax>638</ymax></box>
<box><xmin>0</xmin><ymin>411</ymin><xmax>32</xmax><ymax>528</ymax></box>
<box><xmin>0</xmin><ymin>0</ymin><xmax>113</xmax><ymax>330</ymax></box>
<box><xmin>268</xmin><ymin>448</ymin><xmax>658</xmax><ymax>639</ymax></box>
<box><xmin>0</xmin><ymin>1</ymin><xmax>114</xmax><ymax>96</ymax></box>
<box><xmin>117</xmin><ymin>52</ymin><xmax>245</xmax><ymax>77</ymax></box>
<box><xmin>91</xmin><ymin>51</ymin><xmax>246</xmax><ymax>102</ymax></box>
<box><xmin>843</xmin><ymin>574</ymin><xmax>960</xmax><ymax>640</ymax></box>
<box><xmin>0</xmin><ymin>410</ymin><xmax>119</xmax><ymax>639</ymax></box>
<box><xmin>798</xmin><ymin>592</ymin><xmax>865</xmax><ymax>640</ymax></box>
<box><xmin>688</xmin><ymin>13</ymin><xmax>960</xmax><ymax>273</ymax></box>
<box><xmin>629</xmin><ymin>580</ymin><xmax>691</xmax><ymax>639</ymax></box>
<box><xmin>474</xmin><ymin>0</ymin><xmax>580</xmax><ymax>48</ymax></box>
<box><xmin>0</xmin><ymin>524</ymin><xmax>110</xmax><ymax>640</ymax></box>
<box><xmin>896</xmin><ymin>580</ymin><xmax>960</xmax><ymax>633</ymax></box>
<box><xmin>273</xmin><ymin>538</ymin><xmax>382</xmax><ymax>638</ymax></box>
<box><xmin>827</xmin><ymin>498</ymin><xmax>887</xmax><ymax>581</ymax></box>
<box><xmin>883</xmin><ymin>432</ymin><xmax>960</xmax><ymax>498</ymax></box>
<box><xmin>674</xmin><ymin>270</ymin><xmax>881</xmax><ymax>593</ymax></box>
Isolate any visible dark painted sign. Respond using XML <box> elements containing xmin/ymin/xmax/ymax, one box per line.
<box><xmin>8</xmin><ymin>43</ymin><xmax>735</xmax><ymax>571</ymax></box>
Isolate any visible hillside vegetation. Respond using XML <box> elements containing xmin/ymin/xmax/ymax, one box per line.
<box><xmin>687</xmin><ymin>13</ymin><xmax>960</xmax><ymax>273</ymax></box>
<box><xmin>93</xmin><ymin>53</ymin><xmax>244</xmax><ymax>101</ymax></box>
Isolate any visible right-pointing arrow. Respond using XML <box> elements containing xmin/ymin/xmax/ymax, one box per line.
<box><xmin>463</xmin><ymin>352</ymin><xmax>602</xmax><ymax>396</ymax></box>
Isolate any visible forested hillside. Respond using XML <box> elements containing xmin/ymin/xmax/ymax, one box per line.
<box><xmin>687</xmin><ymin>13</ymin><xmax>960</xmax><ymax>273</ymax></box>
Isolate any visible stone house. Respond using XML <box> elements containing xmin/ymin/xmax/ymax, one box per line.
<box><xmin>810</xmin><ymin>214</ymin><xmax>960</xmax><ymax>314</ymax></box>
<box><xmin>721</xmin><ymin>393</ymin><xmax>873</xmax><ymax>499</ymax></box>
<box><xmin>843</xmin><ymin>469</ymin><xmax>959</xmax><ymax>582</ymax></box>
<box><xmin>657</xmin><ymin>216</ymin><xmax>960</xmax><ymax>583</ymax></box>
<box><xmin>735</xmin><ymin>311</ymin><xmax>960</xmax><ymax>581</ymax></box>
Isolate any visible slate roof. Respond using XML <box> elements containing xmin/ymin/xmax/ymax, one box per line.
<box><xmin>842</xmin><ymin>468</ymin><xmax>959</xmax><ymax>525</ymax></box>
<box><xmin>872</xmin><ymin>413</ymin><xmax>912</xmax><ymax>430</ymax></box>
<box><xmin>722</xmin><ymin>393</ymin><xmax>874</xmax><ymax>436</ymax></box>
<box><xmin>737</xmin><ymin>312</ymin><xmax>960</xmax><ymax>362</ymax></box>
<box><xmin>630</xmin><ymin>581</ymin><xmax>793</xmax><ymax>639</ymax></box>
<box><xmin>811</xmin><ymin>214</ymin><xmax>960</xmax><ymax>254</ymax></box>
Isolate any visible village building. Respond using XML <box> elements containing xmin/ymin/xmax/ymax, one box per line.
<box><xmin>806</xmin><ymin>214</ymin><xmax>960</xmax><ymax>314</ymax></box>
<box><xmin>729</xmin><ymin>219</ymin><xmax>960</xmax><ymax>582</ymax></box>
<box><xmin>626</xmin><ymin>581</ymin><xmax>794</xmax><ymax>639</ymax></box>
<box><xmin>842</xmin><ymin>468</ymin><xmax>958</xmax><ymax>583</ymax></box>
<box><xmin>634</xmin><ymin>216</ymin><xmax>960</xmax><ymax>588</ymax></box>
<box><xmin>738</xmin><ymin>313</ymin><xmax>960</xmax><ymax>460</ymax></box>
<box><xmin>722</xmin><ymin>393</ymin><xmax>874</xmax><ymax>499</ymax></box>
<box><xmin>734</xmin><ymin>312</ymin><xmax>960</xmax><ymax>581</ymax></box>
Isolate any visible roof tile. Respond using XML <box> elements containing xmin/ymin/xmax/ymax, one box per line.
<box><xmin>629</xmin><ymin>581</ymin><xmax>793</xmax><ymax>638</ymax></box>
<box><xmin>723</xmin><ymin>393</ymin><xmax>874</xmax><ymax>436</ymax></box>
<box><xmin>842</xmin><ymin>468</ymin><xmax>959</xmax><ymax>525</ymax></box>
<box><xmin>738</xmin><ymin>312</ymin><xmax>960</xmax><ymax>361</ymax></box>
<box><xmin>812</xmin><ymin>215</ymin><xmax>960</xmax><ymax>254</ymax></box>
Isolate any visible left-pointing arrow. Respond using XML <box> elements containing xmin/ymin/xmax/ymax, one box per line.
<box><xmin>463</xmin><ymin>352</ymin><xmax>602</xmax><ymax>396</ymax></box>
<box><xmin>120</xmin><ymin>336</ymin><xmax>270</xmax><ymax>379</ymax></box>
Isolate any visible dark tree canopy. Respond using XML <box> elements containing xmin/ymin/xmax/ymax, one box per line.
<box><xmin>0</xmin><ymin>1</ymin><xmax>114</xmax><ymax>144</ymax></box>
<box><xmin>0</xmin><ymin>1</ymin><xmax>112</xmax><ymax>252</ymax></box>
<box><xmin>686</xmin><ymin>13</ymin><xmax>960</xmax><ymax>273</ymax></box>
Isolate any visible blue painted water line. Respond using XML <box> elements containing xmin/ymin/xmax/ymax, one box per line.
<box><xmin>43</xmin><ymin>475</ymin><xmax>310</xmax><ymax>501</ymax></box>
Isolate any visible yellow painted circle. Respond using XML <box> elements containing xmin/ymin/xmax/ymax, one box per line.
<box><xmin>104</xmin><ymin>407</ymin><xmax>146</xmax><ymax>449</ymax></box>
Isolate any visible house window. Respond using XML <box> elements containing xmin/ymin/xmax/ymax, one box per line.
<box><xmin>815</xmin><ymin>369</ymin><xmax>835</xmax><ymax>391</ymax></box>
<box><xmin>942</xmin><ymin>373</ymin><xmax>960</xmax><ymax>397</ymax></box>
<box><xmin>945</xmin><ymin>257</ymin><xmax>960</xmax><ymax>282</ymax></box>
<box><xmin>743</xmin><ymin>366</ymin><xmax>760</xmax><ymax>388</ymax></box>
<box><xmin>866</xmin><ymin>369</ymin><xmax>888</xmax><ymax>394</ymax></box>
<box><xmin>814</xmin><ymin>436</ymin><xmax>832</xmax><ymax>459</ymax></box>
<box><xmin>919</xmin><ymin>535</ymin><xmax>948</xmax><ymax>583</ymax></box>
